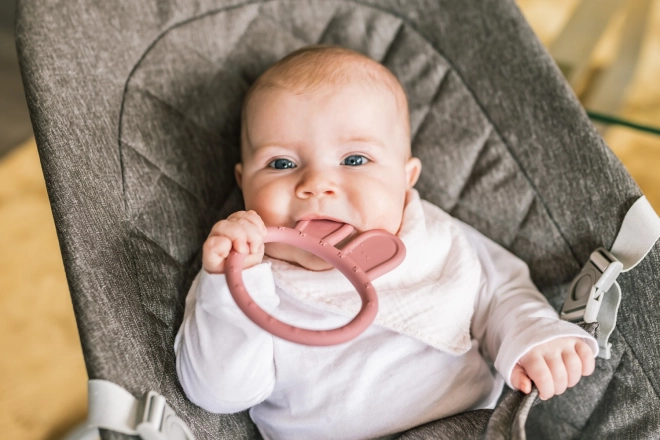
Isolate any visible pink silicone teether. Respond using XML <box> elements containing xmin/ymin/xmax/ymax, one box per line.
<box><xmin>225</xmin><ymin>220</ymin><xmax>406</xmax><ymax>346</ymax></box>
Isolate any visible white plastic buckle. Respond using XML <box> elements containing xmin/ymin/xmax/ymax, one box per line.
<box><xmin>560</xmin><ymin>248</ymin><xmax>623</xmax><ymax>323</ymax></box>
<box><xmin>136</xmin><ymin>391</ymin><xmax>195</xmax><ymax>440</ymax></box>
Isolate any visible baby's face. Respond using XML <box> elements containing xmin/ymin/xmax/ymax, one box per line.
<box><xmin>236</xmin><ymin>83</ymin><xmax>421</xmax><ymax>270</ymax></box>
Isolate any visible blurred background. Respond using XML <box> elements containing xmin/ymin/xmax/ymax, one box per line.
<box><xmin>0</xmin><ymin>0</ymin><xmax>658</xmax><ymax>438</ymax></box>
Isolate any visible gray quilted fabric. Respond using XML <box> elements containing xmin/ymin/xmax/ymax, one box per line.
<box><xmin>15</xmin><ymin>0</ymin><xmax>660</xmax><ymax>438</ymax></box>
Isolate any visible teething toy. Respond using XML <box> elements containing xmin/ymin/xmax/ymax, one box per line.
<box><xmin>226</xmin><ymin>220</ymin><xmax>406</xmax><ymax>346</ymax></box>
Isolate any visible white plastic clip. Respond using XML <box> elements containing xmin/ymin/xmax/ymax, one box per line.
<box><xmin>559</xmin><ymin>196</ymin><xmax>660</xmax><ymax>359</ymax></box>
<box><xmin>560</xmin><ymin>248</ymin><xmax>623</xmax><ymax>323</ymax></box>
<box><xmin>84</xmin><ymin>380</ymin><xmax>195</xmax><ymax>440</ymax></box>
<box><xmin>137</xmin><ymin>391</ymin><xmax>195</xmax><ymax>440</ymax></box>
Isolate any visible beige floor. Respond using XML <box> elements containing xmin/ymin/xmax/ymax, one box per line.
<box><xmin>1</xmin><ymin>2</ymin><xmax>659</xmax><ymax>439</ymax></box>
<box><xmin>0</xmin><ymin>139</ymin><xmax>87</xmax><ymax>438</ymax></box>
<box><xmin>517</xmin><ymin>0</ymin><xmax>660</xmax><ymax>209</ymax></box>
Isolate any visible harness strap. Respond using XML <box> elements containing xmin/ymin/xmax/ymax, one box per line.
<box><xmin>76</xmin><ymin>379</ymin><xmax>195</xmax><ymax>440</ymax></box>
<box><xmin>596</xmin><ymin>195</ymin><xmax>660</xmax><ymax>359</ymax></box>
<box><xmin>610</xmin><ymin>195</ymin><xmax>660</xmax><ymax>271</ymax></box>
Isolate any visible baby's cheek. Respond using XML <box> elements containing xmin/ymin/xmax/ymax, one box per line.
<box><xmin>247</xmin><ymin>186</ymin><xmax>292</xmax><ymax>226</ymax></box>
<box><xmin>351</xmin><ymin>186</ymin><xmax>405</xmax><ymax>234</ymax></box>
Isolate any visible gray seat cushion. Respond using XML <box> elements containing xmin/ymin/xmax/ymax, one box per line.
<box><xmin>16</xmin><ymin>0</ymin><xmax>660</xmax><ymax>438</ymax></box>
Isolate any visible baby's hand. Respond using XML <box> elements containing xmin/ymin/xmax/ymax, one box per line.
<box><xmin>510</xmin><ymin>337</ymin><xmax>595</xmax><ymax>400</ymax></box>
<box><xmin>202</xmin><ymin>210</ymin><xmax>268</xmax><ymax>274</ymax></box>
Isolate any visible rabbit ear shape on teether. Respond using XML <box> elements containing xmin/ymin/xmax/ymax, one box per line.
<box><xmin>295</xmin><ymin>219</ymin><xmax>355</xmax><ymax>245</ymax></box>
<box><xmin>340</xmin><ymin>231</ymin><xmax>406</xmax><ymax>281</ymax></box>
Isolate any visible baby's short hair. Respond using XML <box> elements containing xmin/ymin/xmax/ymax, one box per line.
<box><xmin>240</xmin><ymin>45</ymin><xmax>410</xmax><ymax>156</ymax></box>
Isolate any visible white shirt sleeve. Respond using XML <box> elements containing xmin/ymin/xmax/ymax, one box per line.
<box><xmin>455</xmin><ymin>220</ymin><xmax>599</xmax><ymax>389</ymax></box>
<box><xmin>174</xmin><ymin>261</ymin><xmax>279</xmax><ymax>413</ymax></box>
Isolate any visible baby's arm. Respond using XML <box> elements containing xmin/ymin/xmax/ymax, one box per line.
<box><xmin>174</xmin><ymin>211</ymin><xmax>277</xmax><ymax>413</ymax></box>
<box><xmin>457</xmin><ymin>220</ymin><xmax>598</xmax><ymax>400</ymax></box>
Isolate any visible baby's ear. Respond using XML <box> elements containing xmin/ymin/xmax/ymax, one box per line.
<box><xmin>234</xmin><ymin>163</ymin><xmax>243</xmax><ymax>189</ymax></box>
<box><xmin>405</xmin><ymin>157</ymin><xmax>422</xmax><ymax>189</ymax></box>
<box><xmin>340</xmin><ymin>231</ymin><xmax>406</xmax><ymax>281</ymax></box>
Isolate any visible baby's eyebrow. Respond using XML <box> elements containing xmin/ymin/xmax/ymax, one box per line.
<box><xmin>252</xmin><ymin>137</ymin><xmax>384</xmax><ymax>152</ymax></box>
<box><xmin>251</xmin><ymin>142</ymin><xmax>299</xmax><ymax>153</ymax></box>
<box><xmin>340</xmin><ymin>135</ymin><xmax>385</xmax><ymax>148</ymax></box>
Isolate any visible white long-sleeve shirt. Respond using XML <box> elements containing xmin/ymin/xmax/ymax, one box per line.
<box><xmin>174</xmin><ymin>191</ymin><xmax>597</xmax><ymax>440</ymax></box>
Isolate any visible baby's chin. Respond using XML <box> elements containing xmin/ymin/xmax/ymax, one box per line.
<box><xmin>264</xmin><ymin>243</ymin><xmax>334</xmax><ymax>271</ymax></box>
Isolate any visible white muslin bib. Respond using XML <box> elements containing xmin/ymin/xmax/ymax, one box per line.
<box><xmin>265</xmin><ymin>189</ymin><xmax>483</xmax><ymax>355</ymax></box>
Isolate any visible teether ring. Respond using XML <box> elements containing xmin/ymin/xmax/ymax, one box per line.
<box><xmin>226</xmin><ymin>220</ymin><xmax>406</xmax><ymax>346</ymax></box>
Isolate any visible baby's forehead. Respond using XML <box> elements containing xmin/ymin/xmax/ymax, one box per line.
<box><xmin>245</xmin><ymin>48</ymin><xmax>407</xmax><ymax>112</ymax></box>
<box><xmin>269</xmin><ymin>55</ymin><xmax>403</xmax><ymax>102</ymax></box>
<box><xmin>241</xmin><ymin>47</ymin><xmax>411</xmax><ymax>156</ymax></box>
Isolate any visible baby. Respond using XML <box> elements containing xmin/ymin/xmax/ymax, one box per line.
<box><xmin>175</xmin><ymin>45</ymin><xmax>597</xmax><ymax>440</ymax></box>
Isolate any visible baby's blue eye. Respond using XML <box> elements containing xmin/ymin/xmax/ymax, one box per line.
<box><xmin>268</xmin><ymin>158</ymin><xmax>296</xmax><ymax>169</ymax></box>
<box><xmin>342</xmin><ymin>155</ymin><xmax>369</xmax><ymax>166</ymax></box>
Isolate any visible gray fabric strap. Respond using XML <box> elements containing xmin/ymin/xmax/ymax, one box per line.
<box><xmin>85</xmin><ymin>380</ymin><xmax>195</xmax><ymax>440</ymax></box>
<box><xmin>482</xmin><ymin>388</ymin><xmax>538</xmax><ymax>440</ymax></box>
<box><xmin>610</xmin><ymin>196</ymin><xmax>660</xmax><ymax>272</ymax></box>
<box><xmin>597</xmin><ymin>195</ymin><xmax>660</xmax><ymax>359</ymax></box>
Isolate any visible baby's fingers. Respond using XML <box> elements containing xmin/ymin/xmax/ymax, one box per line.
<box><xmin>562</xmin><ymin>349</ymin><xmax>583</xmax><ymax>388</ymax></box>
<box><xmin>232</xmin><ymin>220</ymin><xmax>265</xmax><ymax>254</ymax></box>
<box><xmin>202</xmin><ymin>235</ymin><xmax>232</xmax><ymax>273</ymax></box>
<box><xmin>210</xmin><ymin>218</ymin><xmax>262</xmax><ymax>254</ymax></box>
<box><xmin>546</xmin><ymin>355</ymin><xmax>568</xmax><ymax>395</ymax></box>
<box><xmin>226</xmin><ymin>214</ymin><xmax>267</xmax><ymax>254</ymax></box>
<box><xmin>576</xmin><ymin>339</ymin><xmax>596</xmax><ymax>376</ymax></box>
<box><xmin>240</xmin><ymin>210</ymin><xmax>268</xmax><ymax>235</ymax></box>
<box><xmin>510</xmin><ymin>364</ymin><xmax>532</xmax><ymax>394</ymax></box>
<box><xmin>520</xmin><ymin>355</ymin><xmax>554</xmax><ymax>400</ymax></box>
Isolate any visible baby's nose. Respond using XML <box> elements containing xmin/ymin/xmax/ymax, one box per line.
<box><xmin>295</xmin><ymin>169</ymin><xmax>338</xmax><ymax>199</ymax></box>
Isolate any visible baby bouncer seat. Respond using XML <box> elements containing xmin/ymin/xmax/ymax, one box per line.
<box><xmin>15</xmin><ymin>0</ymin><xmax>660</xmax><ymax>438</ymax></box>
